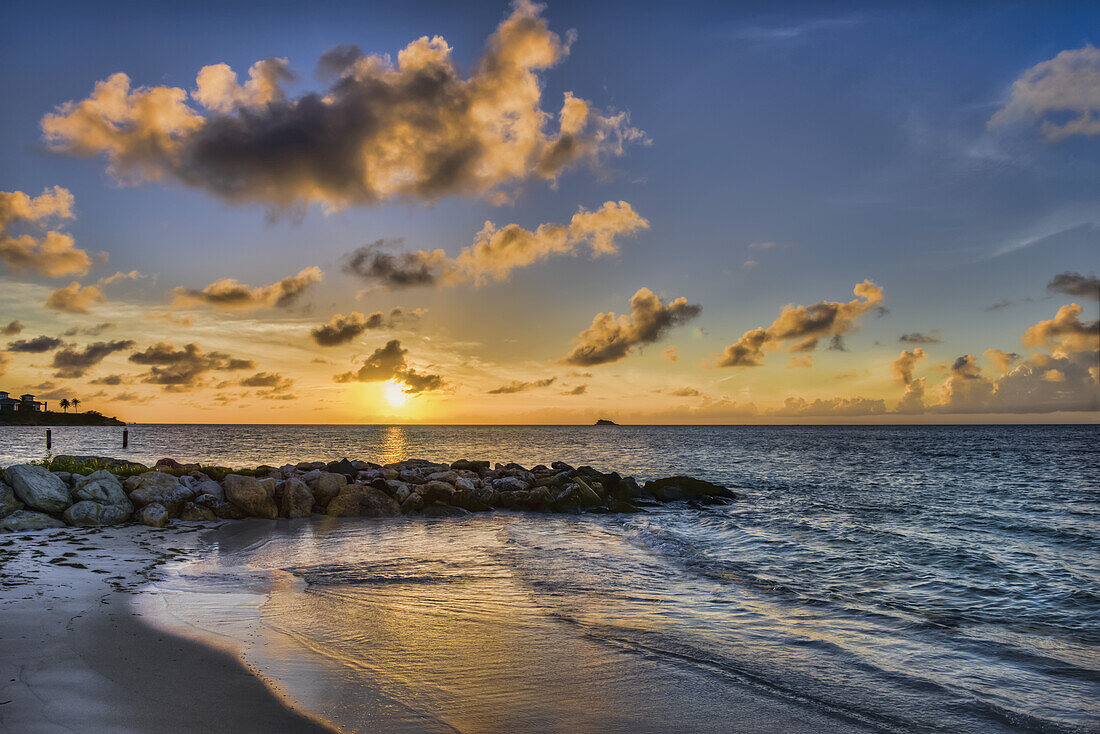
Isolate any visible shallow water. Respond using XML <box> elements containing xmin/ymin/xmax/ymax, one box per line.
<box><xmin>6</xmin><ymin>424</ymin><xmax>1097</xmax><ymax>731</ymax></box>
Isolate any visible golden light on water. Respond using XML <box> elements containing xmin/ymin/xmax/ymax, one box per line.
<box><xmin>383</xmin><ymin>380</ymin><xmax>408</xmax><ymax>408</ymax></box>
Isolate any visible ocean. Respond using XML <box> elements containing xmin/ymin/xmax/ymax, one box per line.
<box><xmin>3</xmin><ymin>424</ymin><xmax>1098</xmax><ymax>732</ymax></box>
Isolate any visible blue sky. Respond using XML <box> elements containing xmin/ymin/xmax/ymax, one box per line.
<box><xmin>0</xmin><ymin>1</ymin><xmax>1096</xmax><ymax>422</ymax></box>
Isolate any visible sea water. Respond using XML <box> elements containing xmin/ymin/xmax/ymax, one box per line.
<box><xmin>3</xmin><ymin>424</ymin><xmax>1097</xmax><ymax>731</ymax></box>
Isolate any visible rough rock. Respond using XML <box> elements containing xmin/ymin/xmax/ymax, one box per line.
<box><xmin>139</xmin><ymin>503</ymin><xmax>170</xmax><ymax>528</ymax></box>
<box><xmin>63</xmin><ymin>501</ymin><xmax>132</xmax><ymax>526</ymax></box>
<box><xmin>0</xmin><ymin>481</ymin><xmax>22</xmax><ymax>519</ymax></box>
<box><xmin>0</xmin><ymin>509</ymin><xmax>67</xmax><ymax>532</ymax></box>
<box><xmin>180</xmin><ymin>502</ymin><xmax>218</xmax><ymax>522</ymax></box>
<box><xmin>4</xmin><ymin>465</ymin><xmax>72</xmax><ymax>514</ymax></box>
<box><xmin>492</xmin><ymin>476</ymin><xmax>529</xmax><ymax>493</ymax></box>
<box><xmin>193</xmin><ymin>493</ymin><xmax>247</xmax><ymax>519</ymax></box>
<box><xmin>224</xmin><ymin>474</ymin><xmax>278</xmax><ymax>520</ymax></box>
<box><xmin>191</xmin><ymin>479</ymin><xmax>224</xmax><ymax>501</ymax></box>
<box><xmin>644</xmin><ymin>476</ymin><xmax>736</xmax><ymax>502</ymax></box>
<box><xmin>326</xmin><ymin>486</ymin><xmax>401</xmax><ymax>517</ymax></box>
<box><xmin>399</xmin><ymin>493</ymin><xmax>425</xmax><ymax>514</ymax></box>
<box><xmin>422</xmin><ymin>502</ymin><xmax>470</xmax><ymax>518</ymax></box>
<box><xmin>454</xmin><ymin>477</ymin><xmax>478</xmax><ymax>492</ymax></box>
<box><xmin>420</xmin><ymin>480</ymin><xmax>455</xmax><ymax>504</ymax></box>
<box><xmin>280</xmin><ymin>478</ymin><xmax>314</xmax><ymax>519</ymax></box>
<box><xmin>126</xmin><ymin>472</ymin><xmax>194</xmax><ymax>515</ymax></box>
<box><xmin>306</xmin><ymin>472</ymin><xmax>346</xmax><ymax>510</ymax></box>
<box><xmin>451</xmin><ymin>489</ymin><xmax>493</xmax><ymax>512</ymax></box>
<box><xmin>73</xmin><ymin>470</ymin><xmax>132</xmax><ymax>507</ymax></box>
<box><xmin>325</xmin><ymin>458</ymin><xmax>358</xmax><ymax>477</ymax></box>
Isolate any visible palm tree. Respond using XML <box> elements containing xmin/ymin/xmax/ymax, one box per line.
<box><xmin>59</xmin><ymin>398</ymin><xmax>70</xmax><ymax>413</ymax></box>
<box><xmin>71</xmin><ymin>398</ymin><xmax>81</xmax><ymax>413</ymax></box>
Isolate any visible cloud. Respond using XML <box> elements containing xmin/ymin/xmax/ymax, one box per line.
<box><xmin>6</xmin><ymin>335</ymin><xmax>63</xmax><ymax>353</ymax></box>
<box><xmin>748</xmin><ymin>241</ymin><xmax>776</xmax><ymax>250</ymax></box>
<box><xmin>787</xmin><ymin>355</ymin><xmax>813</xmax><ymax>369</ymax></box>
<box><xmin>97</xmin><ymin>270</ymin><xmax>145</xmax><ymax>287</ymax></box>
<box><xmin>64</xmin><ymin>322</ymin><xmax>115</xmax><ymax>336</ymax></box>
<box><xmin>770</xmin><ymin>396</ymin><xmax>886</xmax><ymax>417</ymax></box>
<box><xmin>563</xmin><ymin>384</ymin><xmax>587</xmax><ymax>395</ymax></box>
<box><xmin>1047</xmin><ymin>272</ymin><xmax>1099</xmax><ymax>300</ymax></box>
<box><xmin>333</xmin><ymin>339</ymin><xmax>443</xmax><ymax>394</ymax></box>
<box><xmin>983</xmin><ymin>348</ymin><xmax>1020</xmax><ymax>376</ymax></box>
<box><xmin>661</xmin><ymin>346</ymin><xmax>679</xmax><ymax>362</ymax></box>
<box><xmin>899</xmin><ymin>332</ymin><xmax>940</xmax><ymax>345</ymax></box>
<box><xmin>344</xmin><ymin>201</ymin><xmax>647</xmax><ymax>288</ymax></box>
<box><xmin>2</xmin><ymin>320</ymin><xmax>22</xmax><ymax>336</ymax></box>
<box><xmin>240</xmin><ymin>371</ymin><xmax>294</xmax><ymax>395</ymax></box>
<box><xmin>0</xmin><ymin>187</ymin><xmax>93</xmax><ymax>277</ymax></box>
<box><xmin>989</xmin><ymin>45</ymin><xmax>1100</xmax><ymax>140</ymax></box>
<box><xmin>670</xmin><ymin>387</ymin><xmax>703</xmax><ymax>397</ymax></box>
<box><xmin>129</xmin><ymin>342</ymin><xmax>255</xmax><ymax>391</ymax></box>
<box><xmin>0</xmin><ymin>352</ymin><xmax>7</xmax><ymax>378</ymax></box>
<box><xmin>986</xmin><ymin>299</ymin><xmax>1014</xmax><ymax>311</ymax></box>
<box><xmin>742</xmin><ymin>259</ymin><xmax>758</xmax><ymax>269</ymax></box>
<box><xmin>487</xmin><ymin>377</ymin><xmax>555</xmax><ymax>394</ymax></box>
<box><xmin>51</xmin><ymin>339</ymin><xmax>135</xmax><ymax>378</ymax></box>
<box><xmin>309</xmin><ymin>307</ymin><xmax>419</xmax><ymax>346</ymax></box>
<box><xmin>171</xmin><ymin>266</ymin><xmax>323</xmax><ymax>310</ymax></box>
<box><xmin>563</xmin><ymin>287</ymin><xmax>702</xmax><ymax>366</ymax></box>
<box><xmin>1022</xmin><ymin>303</ymin><xmax>1098</xmax><ymax>354</ymax></box>
<box><xmin>891</xmin><ymin>348</ymin><xmax>927</xmax><ymax>413</ymax></box>
<box><xmin>717</xmin><ymin>281</ymin><xmax>883</xmax><ymax>367</ymax></box>
<box><xmin>90</xmin><ymin>374</ymin><xmax>128</xmax><ymax>386</ymax></box>
<box><xmin>110</xmin><ymin>391</ymin><xmax>153</xmax><ymax>404</ymax></box>
<box><xmin>45</xmin><ymin>282</ymin><xmax>104</xmax><ymax>313</ymax></box>
<box><xmin>934</xmin><ymin>351</ymin><xmax>1098</xmax><ymax>414</ymax></box>
<box><xmin>41</xmin><ymin>1</ymin><xmax>644</xmax><ymax>210</ymax></box>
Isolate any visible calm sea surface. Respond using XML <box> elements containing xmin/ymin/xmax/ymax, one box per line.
<box><xmin>4</xmin><ymin>424</ymin><xmax>1099</xmax><ymax>732</ymax></box>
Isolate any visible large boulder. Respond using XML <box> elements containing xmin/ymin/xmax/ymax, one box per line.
<box><xmin>0</xmin><ymin>481</ymin><xmax>22</xmax><ymax>519</ymax></box>
<box><xmin>4</xmin><ymin>465</ymin><xmax>71</xmax><ymax>514</ymax></box>
<box><xmin>280</xmin><ymin>478</ymin><xmax>314</xmax><ymax>519</ymax></box>
<box><xmin>224</xmin><ymin>474</ymin><xmax>278</xmax><ymax>520</ymax></box>
<box><xmin>644</xmin><ymin>476</ymin><xmax>735</xmax><ymax>502</ymax></box>
<box><xmin>179</xmin><ymin>502</ymin><xmax>217</xmax><ymax>522</ymax></box>
<box><xmin>190</xmin><ymin>479</ymin><xmax>224</xmax><ymax>502</ymax></box>
<box><xmin>421</xmin><ymin>502</ymin><xmax>470</xmax><ymax>518</ymax></box>
<box><xmin>326</xmin><ymin>486</ymin><xmax>400</xmax><ymax>517</ymax></box>
<box><xmin>63</xmin><ymin>501</ymin><xmax>132</xmax><ymax>526</ymax></box>
<box><xmin>0</xmin><ymin>509</ymin><xmax>66</xmax><ymax>532</ymax></box>
<box><xmin>72</xmin><ymin>470</ymin><xmax>130</xmax><ymax>506</ymax></box>
<box><xmin>126</xmin><ymin>472</ymin><xmax>194</xmax><ymax>515</ymax></box>
<box><xmin>193</xmin><ymin>493</ymin><xmax>247</xmax><ymax>520</ymax></box>
<box><xmin>420</xmin><ymin>481</ymin><xmax>455</xmax><ymax>505</ymax></box>
<box><xmin>306</xmin><ymin>472</ymin><xmax>346</xmax><ymax>511</ymax></box>
<box><xmin>139</xmin><ymin>503</ymin><xmax>170</xmax><ymax>528</ymax></box>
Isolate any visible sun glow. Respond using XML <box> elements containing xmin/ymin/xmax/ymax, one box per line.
<box><xmin>383</xmin><ymin>380</ymin><xmax>408</xmax><ymax>408</ymax></box>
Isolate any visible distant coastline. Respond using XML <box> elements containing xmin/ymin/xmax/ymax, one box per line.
<box><xmin>0</xmin><ymin>410</ymin><xmax>125</xmax><ymax>427</ymax></box>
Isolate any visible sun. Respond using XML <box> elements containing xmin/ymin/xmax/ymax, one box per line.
<box><xmin>383</xmin><ymin>380</ymin><xmax>408</xmax><ymax>408</ymax></box>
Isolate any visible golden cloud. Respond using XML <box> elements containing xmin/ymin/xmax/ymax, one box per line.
<box><xmin>45</xmin><ymin>281</ymin><xmax>104</xmax><ymax>313</ymax></box>
<box><xmin>171</xmin><ymin>266</ymin><xmax>323</xmax><ymax>310</ymax></box>
<box><xmin>0</xmin><ymin>187</ymin><xmax>93</xmax><ymax>277</ymax></box>
<box><xmin>563</xmin><ymin>287</ymin><xmax>702</xmax><ymax>366</ymax></box>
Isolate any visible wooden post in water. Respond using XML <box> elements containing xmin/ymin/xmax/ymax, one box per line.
<box><xmin>46</xmin><ymin>429</ymin><xmax>52</xmax><ymax>451</ymax></box>
<box><xmin>123</xmin><ymin>428</ymin><xmax>129</xmax><ymax>449</ymax></box>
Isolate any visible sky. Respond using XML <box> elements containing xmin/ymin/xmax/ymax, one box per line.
<box><xmin>0</xmin><ymin>0</ymin><xmax>1097</xmax><ymax>424</ymax></box>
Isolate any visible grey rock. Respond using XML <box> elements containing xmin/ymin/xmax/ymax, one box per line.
<box><xmin>191</xmin><ymin>479</ymin><xmax>224</xmax><ymax>502</ymax></box>
<box><xmin>73</xmin><ymin>470</ymin><xmax>130</xmax><ymax>506</ymax></box>
<box><xmin>224</xmin><ymin>474</ymin><xmax>278</xmax><ymax>520</ymax></box>
<box><xmin>126</xmin><ymin>472</ymin><xmax>194</xmax><ymax>515</ymax></box>
<box><xmin>0</xmin><ymin>509</ymin><xmax>66</xmax><ymax>532</ymax></box>
<box><xmin>644</xmin><ymin>476</ymin><xmax>736</xmax><ymax>502</ymax></box>
<box><xmin>179</xmin><ymin>502</ymin><xmax>217</xmax><ymax>522</ymax></box>
<box><xmin>306</xmin><ymin>472</ymin><xmax>346</xmax><ymax>510</ymax></box>
<box><xmin>454</xmin><ymin>477</ymin><xmax>479</xmax><ymax>492</ymax></box>
<box><xmin>0</xmin><ymin>481</ymin><xmax>22</xmax><ymax>519</ymax></box>
<box><xmin>327</xmin><ymin>486</ymin><xmax>401</xmax><ymax>517</ymax></box>
<box><xmin>421</xmin><ymin>502</ymin><xmax>470</xmax><ymax>518</ymax></box>
<box><xmin>280</xmin><ymin>478</ymin><xmax>314</xmax><ymax>519</ymax></box>
<box><xmin>420</xmin><ymin>481</ymin><xmax>454</xmax><ymax>504</ymax></box>
<box><xmin>63</xmin><ymin>501</ymin><xmax>132</xmax><ymax>526</ymax></box>
<box><xmin>400</xmin><ymin>493</ymin><xmax>425</xmax><ymax>514</ymax></box>
<box><xmin>492</xmin><ymin>476</ymin><xmax>530</xmax><ymax>493</ymax></box>
<box><xmin>4</xmin><ymin>465</ymin><xmax>72</xmax><ymax>514</ymax></box>
<box><xmin>193</xmin><ymin>493</ymin><xmax>247</xmax><ymax>520</ymax></box>
<box><xmin>139</xmin><ymin>503</ymin><xmax>170</xmax><ymax>528</ymax></box>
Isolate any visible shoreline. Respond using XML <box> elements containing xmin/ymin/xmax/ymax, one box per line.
<box><xmin>0</xmin><ymin>524</ymin><xmax>334</xmax><ymax>734</ymax></box>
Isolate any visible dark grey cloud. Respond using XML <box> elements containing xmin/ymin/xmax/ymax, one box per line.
<box><xmin>1</xmin><ymin>320</ymin><xmax>22</xmax><ymax>336</ymax></box>
<box><xmin>310</xmin><ymin>307</ymin><xmax>420</xmax><ymax>346</ymax></box>
<box><xmin>342</xmin><ymin>240</ymin><xmax>442</xmax><ymax>288</ymax></box>
<box><xmin>129</xmin><ymin>342</ymin><xmax>255</xmax><ymax>391</ymax></box>
<box><xmin>564</xmin><ymin>288</ymin><xmax>702</xmax><ymax>366</ymax></box>
<box><xmin>333</xmin><ymin>339</ymin><xmax>443</xmax><ymax>394</ymax></box>
<box><xmin>51</xmin><ymin>339</ymin><xmax>135</xmax><ymax>378</ymax></box>
<box><xmin>487</xmin><ymin>377</ymin><xmax>556</xmax><ymax>394</ymax></box>
<box><xmin>7</xmin><ymin>335</ymin><xmax>63</xmax><ymax>353</ymax></box>
<box><xmin>899</xmin><ymin>332</ymin><xmax>941</xmax><ymax>345</ymax></box>
<box><xmin>1047</xmin><ymin>272</ymin><xmax>1100</xmax><ymax>300</ymax></box>
<box><xmin>63</xmin><ymin>322</ymin><xmax>115</xmax><ymax>336</ymax></box>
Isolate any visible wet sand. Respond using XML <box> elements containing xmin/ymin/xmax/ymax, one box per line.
<box><xmin>0</xmin><ymin>524</ymin><xmax>332</xmax><ymax>734</ymax></box>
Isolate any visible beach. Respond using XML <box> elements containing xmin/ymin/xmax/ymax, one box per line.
<box><xmin>0</xmin><ymin>524</ymin><xmax>332</xmax><ymax>734</ymax></box>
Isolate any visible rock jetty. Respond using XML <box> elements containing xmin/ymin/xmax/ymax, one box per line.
<box><xmin>0</xmin><ymin>456</ymin><xmax>735</xmax><ymax>532</ymax></box>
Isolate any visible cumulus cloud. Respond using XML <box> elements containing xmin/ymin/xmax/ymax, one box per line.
<box><xmin>2</xmin><ymin>320</ymin><xmax>22</xmax><ymax>336</ymax></box>
<box><xmin>670</xmin><ymin>387</ymin><xmax>703</xmax><ymax>397</ymax></box>
<box><xmin>40</xmin><ymin>1</ymin><xmax>644</xmax><ymax>210</ymax></box>
<box><xmin>718</xmin><ymin>281</ymin><xmax>884</xmax><ymax>368</ymax></box>
<box><xmin>343</xmin><ymin>201</ymin><xmax>647</xmax><ymax>288</ymax></box>
<box><xmin>97</xmin><ymin>270</ymin><xmax>145</xmax><ymax>287</ymax></box>
<box><xmin>0</xmin><ymin>187</ymin><xmax>93</xmax><ymax>277</ymax></box>
<box><xmin>487</xmin><ymin>377</ymin><xmax>555</xmax><ymax>394</ymax></box>
<box><xmin>240</xmin><ymin>371</ymin><xmax>294</xmax><ymax>395</ymax></box>
<box><xmin>934</xmin><ymin>351</ymin><xmax>1098</xmax><ymax>414</ymax></box>
<box><xmin>310</xmin><ymin>307</ymin><xmax>420</xmax><ymax>346</ymax></box>
<box><xmin>891</xmin><ymin>348</ymin><xmax>927</xmax><ymax>413</ymax></box>
<box><xmin>983</xmin><ymin>348</ymin><xmax>1020</xmax><ymax>376</ymax></box>
<box><xmin>787</xmin><ymin>355</ymin><xmax>813</xmax><ymax>368</ymax></box>
<box><xmin>333</xmin><ymin>339</ymin><xmax>443</xmax><ymax>394</ymax></box>
<box><xmin>90</xmin><ymin>374</ymin><xmax>128</xmax><ymax>386</ymax></box>
<box><xmin>563</xmin><ymin>288</ymin><xmax>701</xmax><ymax>366</ymax></box>
<box><xmin>129</xmin><ymin>342</ymin><xmax>255</xmax><ymax>391</ymax></box>
<box><xmin>1022</xmin><ymin>303</ymin><xmax>1098</xmax><ymax>354</ymax></box>
<box><xmin>6</xmin><ymin>335</ymin><xmax>63</xmax><ymax>353</ymax></box>
<box><xmin>51</xmin><ymin>339</ymin><xmax>135</xmax><ymax>378</ymax></box>
<box><xmin>45</xmin><ymin>281</ymin><xmax>104</xmax><ymax>313</ymax></box>
<box><xmin>64</xmin><ymin>322</ymin><xmax>115</xmax><ymax>337</ymax></box>
<box><xmin>661</xmin><ymin>346</ymin><xmax>679</xmax><ymax>362</ymax></box>
<box><xmin>171</xmin><ymin>266</ymin><xmax>323</xmax><ymax>310</ymax></box>
<box><xmin>1047</xmin><ymin>272</ymin><xmax>1099</xmax><ymax>300</ymax></box>
<box><xmin>989</xmin><ymin>45</ymin><xmax>1100</xmax><ymax>140</ymax></box>
<box><xmin>899</xmin><ymin>332</ymin><xmax>940</xmax><ymax>345</ymax></box>
<box><xmin>771</xmin><ymin>396</ymin><xmax>886</xmax><ymax>417</ymax></box>
<box><xmin>563</xmin><ymin>384</ymin><xmax>587</xmax><ymax>395</ymax></box>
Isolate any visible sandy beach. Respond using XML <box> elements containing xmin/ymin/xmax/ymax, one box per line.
<box><xmin>0</xmin><ymin>523</ymin><xmax>333</xmax><ymax>734</ymax></box>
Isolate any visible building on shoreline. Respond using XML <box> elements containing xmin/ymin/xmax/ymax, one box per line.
<box><xmin>0</xmin><ymin>392</ymin><xmax>47</xmax><ymax>412</ymax></box>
